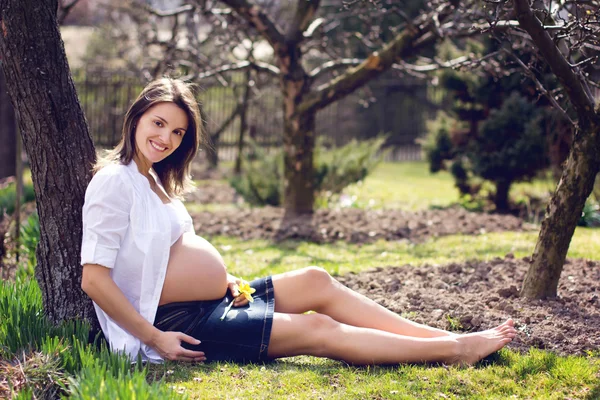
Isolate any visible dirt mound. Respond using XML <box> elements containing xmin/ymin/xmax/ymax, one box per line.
<box><xmin>191</xmin><ymin>207</ymin><xmax>528</xmax><ymax>244</ymax></box>
<box><xmin>336</xmin><ymin>256</ymin><xmax>600</xmax><ymax>355</ymax></box>
<box><xmin>185</xmin><ymin>181</ymin><xmax>240</xmax><ymax>205</ymax></box>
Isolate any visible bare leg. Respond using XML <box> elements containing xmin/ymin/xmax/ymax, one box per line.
<box><xmin>272</xmin><ymin>267</ymin><xmax>464</xmax><ymax>338</ymax></box>
<box><xmin>267</xmin><ymin>312</ymin><xmax>516</xmax><ymax>365</ymax></box>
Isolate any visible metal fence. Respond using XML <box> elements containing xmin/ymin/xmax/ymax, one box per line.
<box><xmin>1</xmin><ymin>70</ymin><xmax>439</xmax><ymax>164</ymax></box>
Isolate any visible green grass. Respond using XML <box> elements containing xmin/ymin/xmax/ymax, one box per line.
<box><xmin>209</xmin><ymin>227</ymin><xmax>600</xmax><ymax>279</ymax></box>
<box><xmin>190</xmin><ymin>161</ymin><xmax>559</xmax><ymax>212</ymax></box>
<box><xmin>145</xmin><ymin>228</ymin><xmax>600</xmax><ymax>399</ymax></box>
<box><xmin>149</xmin><ymin>349</ymin><xmax>599</xmax><ymax>399</ymax></box>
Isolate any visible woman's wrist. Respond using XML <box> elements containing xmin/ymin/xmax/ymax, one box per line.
<box><xmin>142</xmin><ymin>326</ymin><xmax>163</xmax><ymax>348</ymax></box>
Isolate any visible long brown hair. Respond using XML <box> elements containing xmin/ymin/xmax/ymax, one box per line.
<box><xmin>94</xmin><ymin>77</ymin><xmax>204</xmax><ymax>198</ymax></box>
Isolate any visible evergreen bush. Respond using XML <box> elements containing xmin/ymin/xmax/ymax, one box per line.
<box><xmin>229</xmin><ymin>136</ymin><xmax>388</xmax><ymax>207</ymax></box>
<box><xmin>0</xmin><ymin>182</ymin><xmax>36</xmax><ymax>215</ymax></box>
<box><xmin>422</xmin><ymin>40</ymin><xmax>562</xmax><ymax>212</ymax></box>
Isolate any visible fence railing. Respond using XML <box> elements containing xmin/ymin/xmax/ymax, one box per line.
<box><xmin>1</xmin><ymin>70</ymin><xmax>440</xmax><ymax>167</ymax></box>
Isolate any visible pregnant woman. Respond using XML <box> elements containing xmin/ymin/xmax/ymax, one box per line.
<box><xmin>81</xmin><ymin>78</ymin><xmax>517</xmax><ymax>366</ymax></box>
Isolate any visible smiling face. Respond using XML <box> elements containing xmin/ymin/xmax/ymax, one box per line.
<box><xmin>133</xmin><ymin>102</ymin><xmax>189</xmax><ymax>170</ymax></box>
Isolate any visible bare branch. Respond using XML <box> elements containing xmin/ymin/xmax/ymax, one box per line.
<box><xmin>57</xmin><ymin>0</ymin><xmax>82</xmax><ymax>25</ymax></box>
<box><xmin>398</xmin><ymin>55</ymin><xmax>470</xmax><ymax>72</ymax></box>
<box><xmin>142</xmin><ymin>3</ymin><xmax>195</xmax><ymax>17</ymax></box>
<box><xmin>513</xmin><ymin>0</ymin><xmax>596</xmax><ymax>118</ymax></box>
<box><xmin>502</xmin><ymin>48</ymin><xmax>575</xmax><ymax>126</ymax></box>
<box><xmin>304</xmin><ymin>17</ymin><xmax>324</xmax><ymax>38</ymax></box>
<box><xmin>196</xmin><ymin>60</ymin><xmax>279</xmax><ymax>79</ymax></box>
<box><xmin>286</xmin><ymin>0</ymin><xmax>320</xmax><ymax>43</ymax></box>
<box><xmin>309</xmin><ymin>58</ymin><xmax>362</xmax><ymax>79</ymax></box>
<box><xmin>214</xmin><ymin>0</ymin><xmax>286</xmax><ymax>53</ymax></box>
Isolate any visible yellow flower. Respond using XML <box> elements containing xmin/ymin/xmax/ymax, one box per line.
<box><xmin>238</xmin><ymin>280</ymin><xmax>256</xmax><ymax>303</ymax></box>
<box><xmin>220</xmin><ymin>279</ymin><xmax>257</xmax><ymax>321</ymax></box>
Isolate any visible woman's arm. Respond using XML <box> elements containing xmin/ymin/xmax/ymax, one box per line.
<box><xmin>82</xmin><ymin>263</ymin><xmax>206</xmax><ymax>362</ymax></box>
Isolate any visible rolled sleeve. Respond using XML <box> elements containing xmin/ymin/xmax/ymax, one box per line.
<box><xmin>81</xmin><ymin>168</ymin><xmax>132</xmax><ymax>269</ymax></box>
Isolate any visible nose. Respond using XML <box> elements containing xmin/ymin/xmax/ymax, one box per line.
<box><xmin>159</xmin><ymin>128</ymin><xmax>170</xmax><ymax>144</ymax></box>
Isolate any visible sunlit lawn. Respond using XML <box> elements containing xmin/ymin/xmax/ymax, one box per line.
<box><xmin>190</xmin><ymin>161</ymin><xmax>557</xmax><ymax>212</ymax></box>
<box><xmin>152</xmin><ymin>349</ymin><xmax>599</xmax><ymax>399</ymax></box>
<box><xmin>146</xmin><ymin>227</ymin><xmax>600</xmax><ymax>399</ymax></box>
<box><xmin>210</xmin><ymin>228</ymin><xmax>600</xmax><ymax>279</ymax></box>
<box><xmin>159</xmin><ymin>161</ymin><xmax>600</xmax><ymax>399</ymax></box>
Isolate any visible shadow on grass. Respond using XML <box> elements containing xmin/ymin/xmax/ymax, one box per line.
<box><xmin>148</xmin><ymin>350</ymin><xmax>517</xmax><ymax>386</ymax></box>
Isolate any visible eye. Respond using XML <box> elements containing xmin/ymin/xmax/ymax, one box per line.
<box><xmin>173</xmin><ymin>130</ymin><xmax>184</xmax><ymax>136</ymax></box>
<box><xmin>154</xmin><ymin>120</ymin><xmax>163</xmax><ymax>127</ymax></box>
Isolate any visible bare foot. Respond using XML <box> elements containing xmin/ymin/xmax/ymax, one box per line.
<box><xmin>450</xmin><ymin>319</ymin><xmax>517</xmax><ymax>365</ymax></box>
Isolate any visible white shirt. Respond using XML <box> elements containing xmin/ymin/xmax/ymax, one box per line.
<box><xmin>80</xmin><ymin>160</ymin><xmax>194</xmax><ymax>362</ymax></box>
<box><xmin>164</xmin><ymin>201</ymin><xmax>189</xmax><ymax>245</ymax></box>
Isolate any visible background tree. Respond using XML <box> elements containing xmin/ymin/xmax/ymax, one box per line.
<box><xmin>422</xmin><ymin>39</ymin><xmax>570</xmax><ymax>212</ymax></box>
<box><xmin>0</xmin><ymin>0</ymin><xmax>98</xmax><ymax>324</ymax></box>
<box><xmin>106</xmin><ymin>0</ymin><xmax>488</xmax><ymax>216</ymax></box>
<box><xmin>0</xmin><ymin>0</ymin><xmax>83</xmax><ymax>180</ymax></box>
<box><xmin>483</xmin><ymin>0</ymin><xmax>600</xmax><ymax>298</ymax></box>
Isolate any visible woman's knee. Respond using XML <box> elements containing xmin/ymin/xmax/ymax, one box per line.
<box><xmin>304</xmin><ymin>313</ymin><xmax>340</xmax><ymax>357</ymax></box>
<box><xmin>301</xmin><ymin>266</ymin><xmax>333</xmax><ymax>290</ymax></box>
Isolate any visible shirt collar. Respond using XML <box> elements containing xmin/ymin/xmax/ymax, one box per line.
<box><xmin>126</xmin><ymin>159</ymin><xmax>161</xmax><ymax>187</ymax></box>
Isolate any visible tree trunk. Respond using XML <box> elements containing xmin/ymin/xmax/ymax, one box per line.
<box><xmin>283</xmin><ymin>110</ymin><xmax>316</xmax><ymax>216</ymax></box>
<box><xmin>0</xmin><ymin>66</ymin><xmax>16</xmax><ymax>179</ymax></box>
<box><xmin>279</xmin><ymin>39</ymin><xmax>315</xmax><ymax>216</ymax></box>
<box><xmin>234</xmin><ymin>69</ymin><xmax>252</xmax><ymax>175</ymax></box>
<box><xmin>521</xmin><ymin>120</ymin><xmax>600</xmax><ymax>298</ymax></box>
<box><xmin>0</xmin><ymin>0</ymin><xmax>98</xmax><ymax>324</ymax></box>
<box><xmin>494</xmin><ymin>179</ymin><xmax>511</xmax><ymax>212</ymax></box>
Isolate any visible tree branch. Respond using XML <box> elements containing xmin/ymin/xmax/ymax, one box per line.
<box><xmin>285</xmin><ymin>0</ymin><xmax>320</xmax><ymax>43</ymax></box>
<box><xmin>57</xmin><ymin>0</ymin><xmax>81</xmax><ymax>25</ymax></box>
<box><xmin>142</xmin><ymin>3</ymin><xmax>195</xmax><ymax>17</ymax></box>
<box><xmin>397</xmin><ymin>55</ymin><xmax>470</xmax><ymax>72</ymax></box>
<box><xmin>211</xmin><ymin>103</ymin><xmax>241</xmax><ymax>141</ymax></box>
<box><xmin>196</xmin><ymin>60</ymin><xmax>279</xmax><ymax>79</ymax></box>
<box><xmin>309</xmin><ymin>58</ymin><xmax>362</xmax><ymax>79</ymax></box>
<box><xmin>513</xmin><ymin>0</ymin><xmax>596</xmax><ymax>119</ymax></box>
<box><xmin>501</xmin><ymin>48</ymin><xmax>575</xmax><ymax>127</ymax></box>
<box><xmin>297</xmin><ymin>25</ymin><xmax>425</xmax><ymax>114</ymax></box>
<box><xmin>214</xmin><ymin>0</ymin><xmax>286</xmax><ymax>52</ymax></box>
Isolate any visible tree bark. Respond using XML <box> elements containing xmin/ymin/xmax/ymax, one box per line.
<box><xmin>0</xmin><ymin>66</ymin><xmax>15</xmax><ymax>179</ymax></box>
<box><xmin>513</xmin><ymin>0</ymin><xmax>600</xmax><ymax>299</ymax></box>
<box><xmin>0</xmin><ymin>0</ymin><xmax>98</xmax><ymax>324</ymax></box>
<box><xmin>494</xmin><ymin>180</ymin><xmax>511</xmax><ymax>213</ymax></box>
<box><xmin>522</xmin><ymin>121</ymin><xmax>600</xmax><ymax>298</ymax></box>
<box><xmin>283</xmin><ymin>110</ymin><xmax>316</xmax><ymax>216</ymax></box>
<box><xmin>280</xmin><ymin>40</ymin><xmax>315</xmax><ymax>216</ymax></box>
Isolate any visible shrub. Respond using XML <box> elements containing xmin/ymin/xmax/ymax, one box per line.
<box><xmin>0</xmin><ymin>181</ymin><xmax>36</xmax><ymax>216</ymax></box>
<box><xmin>423</xmin><ymin>93</ymin><xmax>552</xmax><ymax>212</ymax></box>
<box><xmin>578</xmin><ymin>201</ymin><xmax>600</xmax><ymax>227</ymax></box>
<box><xmin>14</xmin><ymin>212</ymin><xmax>40</xmax><ymax>281</ymax></box>
<box><xmin>0</xmin><ymin>276</ymin><xmax>181</xmax><ymax>398</ymax></box>
<box><xmin>229</xmin><ymin>141</ymin><xmax>283</xmax><ymax>206</ymax></box>
<box><xmin>423</xmin><ymin>39</ymin><xmax>566</xmax><ymax>213</ymax></box>
<box><xmin>229</xmin><ymin>136</ymin><xmax>388</xmax><ymax>207</ymax></box>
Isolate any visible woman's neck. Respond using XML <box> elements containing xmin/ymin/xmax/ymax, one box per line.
<box><xmin>132</xmin><ymin>153</ymin><xmax>153</xmax><ymax>180</ymax></box>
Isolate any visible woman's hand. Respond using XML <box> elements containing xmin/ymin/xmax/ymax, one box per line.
<box><xmin>151</xmin><ymin>330</ymin><xmax>206</xmax><ymax>362</ymax></box>
<box><xmin>227</xmin><ymin>274</ymin><xmax>250</xmax><ymax>307</ymax></box>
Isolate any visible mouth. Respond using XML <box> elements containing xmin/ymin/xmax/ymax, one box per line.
<box><xmin>149</xmin><ymin>140</ymin><xmax>168</xmax><ymax>152</ymax></box>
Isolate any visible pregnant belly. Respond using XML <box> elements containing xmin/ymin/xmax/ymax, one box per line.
<box><xmin>159</xmin><ymin>232</ymin><xmax>229</xmax><ymax>306</ymax></box>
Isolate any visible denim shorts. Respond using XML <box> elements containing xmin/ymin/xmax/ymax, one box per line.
<box><xmin>153</xmin><ymin>276</ymin><xmax>275</xmax><ymax>363</ymax></box>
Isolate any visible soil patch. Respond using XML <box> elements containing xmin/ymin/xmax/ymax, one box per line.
<box><xmin>337</xmin><ymin>256</ymin><xmax>600</xmax><ymax>356</ymax></box>
<box><xmin>185</xmin><ymin>181</ymin><xmax>240</xmax><ymax>205</ymax></box>
<box><xmin>190</xmin><ymin>206</ymin><xmax>529</xmax><ymax>244</ymax></box>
